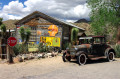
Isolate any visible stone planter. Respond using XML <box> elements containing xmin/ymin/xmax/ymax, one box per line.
<box><xmin>37</xmin><ymin>53</ymin><xmax>43</xmax><ymax>59</ymax></box>
<box><xmin>13</xmin><ymin>57</ymin><xmax>23</xmax><ymax>63</ymax></box>
<box><xmin>22</xmin><ymin>54</ymin><xmax>28</xmax><ymax>60</ymax></box>
<box><xmin>52</xmin><ymin>52</ymin><xmax>58</xmax><ymax>57</ymax></box>
<box><xmin>28</xmin><ymin>53</ymin><xmax>34</xmax><ymax>59</ymax></box>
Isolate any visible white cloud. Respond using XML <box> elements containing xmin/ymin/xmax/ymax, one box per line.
<box><xmin>0</xmin><ymin>0</ymin><xmax>91</xmax><ymax>21</ymax></box>
<box><xmin>73</xmin><ymin>3</ymin><xmax>90</xmax><ymax>18</ymax></box>
<box><xmin>0</xmin><ymin>11</ymin><xmax>22</xmax><ymax>20</ymax></box>
<box><xmin>3</xmin><ymin>1</ymin><xmax>26</xmax><ymax>16</ymax></box>
<box><xmin>66</xmin><ymin>20</ymin><xmax>77</xmax><ymax>23</ymax></box>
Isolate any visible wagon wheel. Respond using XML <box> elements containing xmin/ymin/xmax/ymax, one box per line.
<box><xmin>77</xmin><ymin>53</ymin><xmax>87</xmax><ymax>65</ymax></box>
<box><xmin>107</xmin><ymin>52</ymin><xmax>115</xmax><ymax>62</ymax></box>
<box><xmin>62</xmin><ymin>53</ymin><xmax>71</xmax><ymax>62</ymax></box>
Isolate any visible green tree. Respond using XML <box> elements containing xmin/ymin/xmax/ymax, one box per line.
<box><xmin>0</xmin><ymin>18</ymin><xmax>6</xmax><ymax>38</ymax></box>
<box><xmin>71</xmin><ymin>28</ymin><xmax>79</xmax><ymax>44</ymax></box>
<box><xmin>0</xmin><ymin>18</ymin><xmax>2</xmax><ymax>25</ymax></box>
<box><xmin>87</xmin><ymin>0</ymin><xmax>120</xmax><ymax>37</ymax></box>
<box><xmin>25</xmin><ymin>28</ymin><xmax>31</xmax><ymax>44</ymax></box>
<box><xmin>19</xmin><ymin>26</ymin><xmax>31</xmax><ymax>53</ymax></box>
<box><xmin>19</xmin><ymin>27</ymin><xmax>25</xmax><ymax>43</ymax></box>
<box><xmin>19</xmin><ymin>26</ymin><xmax>31</xmax><ymax>44</ymax></box>
<box><xmin>0</xmin><ymin>18</ymin><xmax>7</xmax><ymax>59</ymax></box>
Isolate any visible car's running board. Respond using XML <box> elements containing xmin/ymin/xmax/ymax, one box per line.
<box><xmin>90</xmin><ymin>56</ymin><xmax>106</xmax><ymax>60</ymax></box>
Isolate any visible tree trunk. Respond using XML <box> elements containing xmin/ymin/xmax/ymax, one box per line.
<box><xmin>117</xmin><ymin>26</ymin><xmax>120</xmax><ymax>44</ymax></box>
<box><xmin>1</xmin><ymin>38</ymin><xmax>6</xmax><ymax>59</ymax></box>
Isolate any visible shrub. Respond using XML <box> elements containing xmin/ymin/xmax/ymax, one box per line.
<box><xmin>63</xmin><ymin>42</ymin><xmax>71</xmax><ymax>50</ymax></box>
<box><xmin>47</xmin><ymin>46</ymin><xmax>54</xmax><ymax>52</ymax></box>
<box><xmin>38</xmin><ymin>42</ymin><xmax>54</xmax><ymax>53</ymax></box>
<box><xmin>38</xmin><ymin>42</ymin><xmax>48</xmax><ymax>53</ymax></box>
<box><xmin>13</xmin><ymin>44</ymin><xmax>29</xmax><ymax>55</ymax></box>
<box><xmin>38</xmin><ymin>42</ymin><xmax>45</xmax><ymax>53</ymax></box>
<box><xmin>13</xmin><ymin>44</ymin><xmax>22</xmax><ymax>56</ymax></box>
<box><xmin>63</xmin><ymin>42</ymin><xmax>68</xmax><ymax>50</ymax></box>
<box><xmin>114</xmin><ymin>44</ymin><xmax>120</xmax><ymax>58</ymax></box>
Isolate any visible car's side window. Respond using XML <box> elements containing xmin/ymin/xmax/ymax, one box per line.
<box><xmin>101</xmin><ymin>38</ymin><xmax>105</xmax><ymax>44</ymax></box>
<box><xmin>94</xmin><ymin>38</ymin><xmax>101</xmax><ymax>44</ymax></box>
<box><xmin>80</xmin><ymin>39</ymin><xmax>92</xmax><ymax>44</ymax></box>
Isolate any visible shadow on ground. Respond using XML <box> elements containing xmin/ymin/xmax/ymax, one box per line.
<box><xmin>69</xmin><ymin>58</ymin><xmax>117</xmax><ymax>65</ymax></box>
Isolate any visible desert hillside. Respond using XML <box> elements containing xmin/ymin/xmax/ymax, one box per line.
<box><xmin>72</xmin><ymin>22</ymin><xmax>93</xmax><ymax>36</ymax></box>
<box><xmin>3</xmin><ymin>20</ymin><xmax>18</xmax><ymax>30</ymax></box>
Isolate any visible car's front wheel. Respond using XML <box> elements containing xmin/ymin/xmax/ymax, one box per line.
<box><xmin>62</xmin><ymin>53</ymin><xmax>71</xmax><ymax>62</ymax></box>
<box><xmin>77</xmin><ymin>53</ymin><xmax>87</xmax><ymax>65</ymax></box>
<box><xmin>107</xmin><ymin>52</ymin><xmax>115</xmax><ymax>62</ymax></box>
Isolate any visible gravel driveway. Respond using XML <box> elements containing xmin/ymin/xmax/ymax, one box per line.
<box><xmin>0</xmin><ymin>55</ymin><xmax>120</xmax><ymax>79</ymax></box>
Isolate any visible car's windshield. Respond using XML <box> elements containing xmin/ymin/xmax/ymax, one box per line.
<box><xmin>79</xmin><ymin>37</ymin><xmax>93</xmax><ymax>44</ymax></box>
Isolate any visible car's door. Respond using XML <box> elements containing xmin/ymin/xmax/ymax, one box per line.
<box><xmin>99</xmin><ymin>37</ymin><xmax>107</xmax><ymax>56</ymax></box>
<box><xmin>91</xmin><ymin>38</ymin><xmax>104</xmax><ymax>56</ymax></box>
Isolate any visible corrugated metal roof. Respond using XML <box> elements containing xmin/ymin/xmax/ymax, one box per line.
<box><xmin>79</xmin><ymin>36</ymin><xmax>105</xmax><ymax>39</ymax></box>
<box><xmin>52</xmin><ymin>17</ymin><xmax>85</xmax><ymax>31</ymax></box>
<box><xmin>15</xmin><ymin>11</ymin><xmax>85</xmax><ymax>31</ymax></box>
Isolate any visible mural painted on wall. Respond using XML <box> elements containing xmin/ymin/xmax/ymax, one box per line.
<box><xmin>37</xmin><ymin>30</ymin><xmax>41</xmax><ymax>35</ymax></box>
<box><xmin>48</xmin><ymin>25</ymin><xmax>58</xmax><ymax>36</ymax></box>
<box><xmin>40</xmin><ymin>36</ymin><xmax>60</xmax><ymax>47</ymax></box>
<box><xmin>52</xmin><ymin>37</ymin><xmax>60</xmax><ymax>47</ymax></box>
<box><xmin>37</xmin><ymin>25</ymin><xmax>61</xmax><ymax>37</ymax></box>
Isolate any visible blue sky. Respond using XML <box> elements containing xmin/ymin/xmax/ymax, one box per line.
<box><xmin>0</xmin><ymin>0</ymin><xmax>24</xmax><ymax>9</ymax></box>
<box><xmin>0</xmin><ymin>0</ymin><xmax>23</xmax><ymax>7</ymax></box>
<box><xmin>0</xmin><ymin>0</ymin><xmax>90</xmax><ymax>22</ymax></box>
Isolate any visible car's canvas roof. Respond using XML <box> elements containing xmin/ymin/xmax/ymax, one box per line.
<box><xmin>79</xmin><ymin>37</ymin><xmax>92</xmax><ymax>39</ymax></box>
<box><xmin>79</xmin><ymin>36</ymin><xmax>105</xmax><ymax>40</ymax></box>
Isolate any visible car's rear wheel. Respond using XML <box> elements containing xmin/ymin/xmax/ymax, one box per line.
<box><xmin>107</xmin><ymin>52</ymin><xmax>115</xmax><ymax>62</ymax></box>
<box><xmin>62</xmin><ymin>53</ymin><xmax>71</xmax><ymax>62</ymax></box>
<box><xmin>77</xmin><ymin>53</ymin><xmax>87</xmax><ymax>65</ymax></box>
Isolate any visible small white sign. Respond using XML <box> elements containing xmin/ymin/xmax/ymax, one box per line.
<box><xmin>64</xmin><ymin>37</ymin><xmax>69</xmax><ymax>40</ymax></box>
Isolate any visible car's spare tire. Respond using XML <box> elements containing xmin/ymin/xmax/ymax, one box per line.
<box><xmin>77</xmin><ymin>53</ymin><xmax>87</xmax><ymax>65</ymax></box>
<box><xmin>62</xmin><ymin>53</ymin><xmax>71</xmax><ymax>62</ymax></box>
<box><xmin>107</xmin><ymin>52</ymin><xmax>115</xmax><ymax>62</ymax></box>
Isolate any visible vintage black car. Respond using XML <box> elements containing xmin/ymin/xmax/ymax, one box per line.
<box><xmin>62</xmin><ymin>36</ymin><xmax>116</xmax><ymax>65</ymax></box>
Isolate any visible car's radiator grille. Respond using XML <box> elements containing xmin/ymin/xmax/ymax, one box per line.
<box><xmin>70</xmin><ymin>48</ymin><xmax>76</xmax><ymax>55</ymax></box>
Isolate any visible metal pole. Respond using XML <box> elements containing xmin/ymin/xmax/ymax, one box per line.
<box><xmin>7</xmin><ymin>29</ymin><xmax>10</xmax><ymax>62</ymax></box>
<box><xmin>9</xmin><ymin>29</ymin><xmax>13</xmax><ymax>63</ymax></box>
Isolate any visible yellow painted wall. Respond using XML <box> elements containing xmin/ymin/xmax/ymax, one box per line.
<box><xmin>40</xmin><ymin>36</ymin><xmax>60</xmax><ymax>47</ymax></box>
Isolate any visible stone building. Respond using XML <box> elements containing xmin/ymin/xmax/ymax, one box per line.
<box><xmin>15</xmin><ymin>11</ymin><xmax>85</xmax><ymax>50</ymax></box>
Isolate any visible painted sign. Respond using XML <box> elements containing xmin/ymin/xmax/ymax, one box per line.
<box><xmin>40</xmin><ymin>36</ymin><xmax>60</xmax><ymax>47</ymax></box>
<box><xmin>37</xmin><ymin>30</ymin><xmax>41</xmax><ymax>35</ymax></box>
<box><xmin>52</xmin><ymin>37</ymin><xmax>60</xmax><ymax>47</ymax></box>
<box><xmin>16</xmin><ymin>24</ymin><xmax>21</xmax><ymax>29</ymax></box>
<box><xmin>28</xmin><ymin>42</ymin><xmax>38</xmax><ymax>52</ymax></box>
<box><xmin>40</xmin><ymin>37</ymin><xmax>46</xmax><ymax>43</ymax></box>
<box><xmin>36</xmin><ymin>41</ymin><xmax>39</xmax><ymax>44</ymax></box>
<box><xmin>46</xmin><ymin>37</ymin><xmax>53</xmax><ymax>46</ymax></box>
<box><xmin>48</xmin><ymin>25</ymin><xmax>58</xmax><ymax>36</ymax></box>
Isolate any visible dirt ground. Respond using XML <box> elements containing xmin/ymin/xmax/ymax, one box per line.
<box><xmin>0</xmin><ymin>55</ymin><xmax>120</xmax><ymax>79</ymax></box>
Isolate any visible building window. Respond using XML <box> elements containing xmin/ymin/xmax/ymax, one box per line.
<box><xmin>31</xmin><ymin>27</ymin><xmax>36</xmax><ymax>30</ymax></box>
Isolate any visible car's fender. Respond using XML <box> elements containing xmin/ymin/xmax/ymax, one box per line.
<box><xmin>76</xmin><ymin>51</ymin><xmax>88</xmax><ymax>57</ymax></box>
<box><xmin>63</xmin><ymin>50</ymin><xmax>71</xmax><ymax>56</ymax></box>
<box><xmin>104</xmin><ymin>47</ymin><xmax>116</xmax><ymax>58</ymax></box>
<box><xmin>63</xmin><ymin>50</ymin><xmax>67</xmax><ymax>54</ymax></box>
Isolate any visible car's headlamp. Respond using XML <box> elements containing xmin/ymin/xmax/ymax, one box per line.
<box><xmin>66</xmin><ymin>47</ymin><xmax>69</xmax><ymax>50</ymax></box>
<box><xmin>75</xmin><ymin>47</ymin><xmax>78</xmax><ymax>50</ymax></box>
